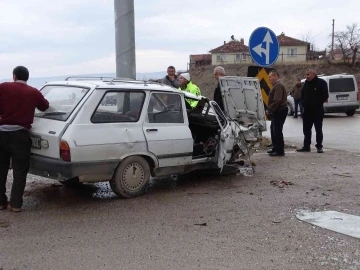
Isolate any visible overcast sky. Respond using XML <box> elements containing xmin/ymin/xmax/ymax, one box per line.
<box><xmin>0</xmin><ymin>0</ymin><xmax>358</xmax><ymax>79</ymax></box>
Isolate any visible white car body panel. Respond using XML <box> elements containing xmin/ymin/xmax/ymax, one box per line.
<box><xmin>28</xmin><ymin>76</ymin><xmax>264</xmax><ymax>183</ymax></box>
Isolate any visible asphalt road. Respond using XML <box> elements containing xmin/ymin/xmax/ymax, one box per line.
<box><xmin>1</xmin><ymin>114</ymin><xmax>360</xmax><ymax>269</ymax></box>
<box><xmin>264</xmin><ymin>113</ymin><xmax>360</xmax><ymax>152</ymax></box>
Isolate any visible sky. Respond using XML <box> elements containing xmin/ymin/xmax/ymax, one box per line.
<box><xmin>0</xmin><ymin>0</ymin><xmax>359</xmax><ymax>79</ymax></box>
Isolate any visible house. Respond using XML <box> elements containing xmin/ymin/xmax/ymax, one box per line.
<box><xmin>189</xmin><ymin>54</ymin><xmax>212</xmax><ymax>69</ymax></box>
<box><xmin>209</xmin><ymin>38</ymin><xmax>252</xmax><ymax>65</ymax></box>
<box><xmin>277</xmin><ymin>32</ymin><xmax>310</xmax><ymax>63</ymax></box>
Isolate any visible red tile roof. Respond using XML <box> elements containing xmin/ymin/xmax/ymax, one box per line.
<box><xmin>277</xmin><ymin>33</ymin><xmax>310</xmax><ymax>46</ymax></box>
<box><xmin>190</xmin><ymin>54</ymin><xmax>212</xmax><ymax>61</ymax></box>
<box><xmin>209</xmin><ymin>41</ymin><xmax>249</xmax><ymax>54</ymax></box>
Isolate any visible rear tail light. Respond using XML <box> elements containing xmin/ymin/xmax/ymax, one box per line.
<box><xmin>60</xmin><ymin>141</ymin><xmax>71</xmax><ymax>162</ymax></box>
<box><xmin>357</xmin><ymin>92</ymin><xmax>360</xmax><ymax>101</ymax></box>
<box><xmin>325</xmin><ymin>99</ymin><xmax>328</xmax><ymax>103</ymax></box>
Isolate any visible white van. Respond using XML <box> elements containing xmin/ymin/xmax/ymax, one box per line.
<box><xmin>288</xmin><ymin>74</ymin><xmax>359</xmax><ymax>116</ymax></box>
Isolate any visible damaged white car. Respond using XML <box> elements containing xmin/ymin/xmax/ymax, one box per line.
<box><xmin>29</xmin><ymin>76</ymin><xmax>266</xmax><ymax>198</ymax></box>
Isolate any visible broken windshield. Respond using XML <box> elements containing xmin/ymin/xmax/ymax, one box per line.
<box><xmin>35</xmin><ymin>85</ymin><xmax>89</xmax><ymax>121</ymax></box>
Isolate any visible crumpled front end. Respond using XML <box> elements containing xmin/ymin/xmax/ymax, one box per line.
<box><xmin>229</xmin><ymin>122</ymin><xmax>263</xmax><ymax>163</ymax></box>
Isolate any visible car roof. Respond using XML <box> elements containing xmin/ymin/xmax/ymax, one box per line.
<box><xmin>300</xmin><ymin>74</ymin><xmax>355</xmax><ymax>82</ymax></box>
<box><xmin>42</xmin><ymin>78</ymin><xmax>183</xmax><ymax>94</ymax></box>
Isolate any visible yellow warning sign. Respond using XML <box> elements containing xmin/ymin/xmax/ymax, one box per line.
<box><xmin>247</xmin><ymin>66</ymin><xmax>275</xmax><ymax>119</ymax></box>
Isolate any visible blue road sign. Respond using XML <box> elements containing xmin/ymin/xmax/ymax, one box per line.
<box><xmin>249</xmin><ymin>27</ymin><xmax>279</xmax><ymax>67</ymax></box>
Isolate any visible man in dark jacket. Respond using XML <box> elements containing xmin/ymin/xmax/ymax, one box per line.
<box><xmin>266</xmin><ymin>70</ymin><xmax>288</xmax><ymax>157</ymax></box>
<box><xmin>213</xmin><ymin>66</ymin><xmax>225</xmax><ymax>111</ymax></box>
<box><xmin>0</xmin><ymin>66</ymin><xmax>49</xmax><ymax>212</ymax></box>
<box><xmin>297</xmin><ymin>68</ymin><xmax>329</xmax><ymax>153</ymax></box>
<box><xmin>292</xmin><ymin>78</ymin><xmax>303</xmax><ymax>118</ymax></box>
<box><xmin>162</xmin><ymin>66</ymin><xmax>179</xmax><ymax>88</ymax></box>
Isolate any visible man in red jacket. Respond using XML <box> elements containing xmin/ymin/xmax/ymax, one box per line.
<box><xmin>0</xmin><ymin>66</ymin><xmax>49</xmax><ymax>212</ymax></box>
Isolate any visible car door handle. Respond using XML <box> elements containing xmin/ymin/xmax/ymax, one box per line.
<box><xmin>146</xmin><ymin>129</ymin><xmax>158</xmax><ymax>132</ymax></box>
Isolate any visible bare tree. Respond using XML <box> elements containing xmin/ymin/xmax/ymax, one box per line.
<box><xmin>333</xmin><ymin>23</ymin><xmax>360</xmax><ymax>66</ymax></box>
<box><xmin>301</xmin><ymin>30</ymin><xmax>314</xmax><ymax>43</ymax></box>
<box><xmin>301</xmin><ymin>30</ymin><xmax>317</xmax><ymax>50</ymax></box>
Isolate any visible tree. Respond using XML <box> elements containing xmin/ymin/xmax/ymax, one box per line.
<box><xmin>301</xmin><ymin>30</ymin><xmax>317</xmax><ymax>51</ymax></box>
<box><xmin>333</xmin><ymin>23</ymin><xmax>360</xmax><ymax>66</ymax></box>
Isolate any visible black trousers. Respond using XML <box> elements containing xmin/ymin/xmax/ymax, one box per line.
<box><xmin>0</xmin><ymin>129</ymin><xmax>31</xmax><ymax>208</ymax></box>
<box><xmin>303</xmin><ymin>110</ymin><xmax>324</xmax><ymax>149</ymax></box>
<box><xmin>270</xmin><ymin>107</ymin><xmax>288</xmax><ymax>154</ymax></box>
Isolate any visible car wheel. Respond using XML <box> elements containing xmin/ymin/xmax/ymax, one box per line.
<box><xmin>59</xmin><ymin>177</ymin><xmax>83</xmax><ymax>188</ymax></box>
<box><xmin>110</xmin><ymin>156</ymin><xmax>150</xmax><ymax>198</ymax></box>
<box><xmin>287</xmin><ymin>102</ymin><xmax>293</xmax><ymax>116</ymax></box>
<box><xmin>346</xmin><ymin>109</ymin><xmax>356</xmax><ymax>116</ymax></box>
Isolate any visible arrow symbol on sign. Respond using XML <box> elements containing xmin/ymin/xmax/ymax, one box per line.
<box><xmin>252</xmin><ymin>31</ymin><xmax>273</xmax><ymax>65</ymax></box>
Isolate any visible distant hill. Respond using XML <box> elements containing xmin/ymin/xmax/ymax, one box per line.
<box><xmin>0</xmin><ymin>71</ymin><xmax>166</xmax><ymax>89</ymax></box>
<box><xmin>190</xmin><ymin>62</ymin><xmax>360</xmax><ymax>99</ymax></box>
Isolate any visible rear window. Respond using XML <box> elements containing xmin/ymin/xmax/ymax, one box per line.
<box><xmin>329</xmin><ymin>78</ymin><xmax>356</xmax><ymax>93</ymax></box>
<box><xmin>35</xmin><ymin>85</ymin><xmax>89</xmax><ymax>121</ymax></box>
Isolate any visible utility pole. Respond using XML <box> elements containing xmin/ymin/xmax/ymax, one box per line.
<box><xmin>331</xmin><ymin>19</ymin><xmax>335</xmax><ymax>59</ymax></box>
<box><xmin>114</xmin><ymin>0</ymin><xmax>136</xmax><ymax>79</ymax></box>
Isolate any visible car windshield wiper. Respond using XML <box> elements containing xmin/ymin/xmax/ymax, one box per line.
<box><xmin>35</xmin><ymin>112</ymin><xmax>67</xmax><ymax>117</ymax></box>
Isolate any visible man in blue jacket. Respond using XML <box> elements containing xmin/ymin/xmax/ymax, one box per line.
<box><xmin>297</xmin><ymin>68</ymin><xmax>329</xmax><ymax>153</ymax></box>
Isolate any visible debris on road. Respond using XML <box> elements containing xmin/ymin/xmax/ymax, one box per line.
<box><xmin>272</xmin><ymin>220</ymin><xmax>282</xmax><ymax>224</ymax></box>
<box><xmin>188</xmin><ymin>192</ymin><xmax>209</xmax><ymax>195</ymax></box>
<box><xmin>296</xmin><ymin>210</ymin><xmax>360</xmax><ymax>239</ymax></box>
<box><xmin>194</xmin><ymin>223</ymin><xmax>207</xmax><ymax>226</ymax></box>
<box><xmin>333</xmin><ymin>173</ymin><xmax>352</xmax><ymax>178</ymax></box>
<box><xmin>270</xmin><ymin>180</ymin><xmax>294</xmax><ymax>188</ymax></box>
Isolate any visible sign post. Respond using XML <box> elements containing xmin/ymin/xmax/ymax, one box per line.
<box><xmin>248</xmin><ymin>27</ymin><xmax>280</xmax><ymax>118</ymax></box>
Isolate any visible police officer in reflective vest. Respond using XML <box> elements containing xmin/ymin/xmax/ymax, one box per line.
<box><xmin>178</xmin><ymin>73</ymin><xmax>201</xmax><ymax>108</ymax></box>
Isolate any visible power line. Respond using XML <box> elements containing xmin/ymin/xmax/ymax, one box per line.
<box><xmin>312</xmin><ymin>26</ymin><xmax>332</xmax><ymax>40</ymax></box>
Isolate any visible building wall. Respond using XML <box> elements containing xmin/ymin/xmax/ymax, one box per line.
<box><xmin>277</xmin><ymin>45</ymin><xmax>308</xmax><ymax>63</ymax></box>
<box><xmin>211</xmin><ymin>53</ymin><xmax>253</xmax><ymax>65</ymax></box>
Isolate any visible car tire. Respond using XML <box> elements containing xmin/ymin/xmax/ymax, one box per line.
<box><xmin>59</xmin><ymin>177</ymin><xmax>83</xmax><ymax>188</ymax></box>
<box><xmin>287</xmin><ymin>102</ymin><xmax>293</xmax><ymax>116</ymax></box>
<box><xmin>346</xmin><ymin>110</ymin><xmax>356</xmax><ymax>116</ymax></box>
<box><xmin>110</xmin><ymin>156</ymin><xmax>151</xmax><ymax>198</ymax></box>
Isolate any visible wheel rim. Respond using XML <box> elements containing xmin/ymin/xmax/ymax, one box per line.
<box><xmin>122</xmin><ymin>162</ymin><xmax>145</xmax><ymax>191</ymax></box>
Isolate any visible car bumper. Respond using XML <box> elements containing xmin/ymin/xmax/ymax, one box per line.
<box><xmin>29</xmin><ymin>155</ymin><xmax>119</xmax><ymax>181</ymax></box>
<box><xmin>324</xmin><ymin>104</ymin><xmax>359</xmax><ymax>113</ymax></box>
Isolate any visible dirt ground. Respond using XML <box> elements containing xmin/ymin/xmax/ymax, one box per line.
<box><xmin>190</xmin><ymin>62</ymin><xmax>360</xmax><ymax>99</ymax></box>
<box><xmin>1</xmin><ymin>142</ymin><xmax>359</xmax><ymax>270</ymax></box>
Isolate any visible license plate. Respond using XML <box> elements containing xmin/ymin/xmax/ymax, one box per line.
<box><xmin>30</xmin><ymin>135</ymin><xmax>41</xmax><ymax>149</ymax></box>
<box><xmin>337</xmin><ymin>95</ymin><xmax>348</xmax><ymax>101</ymax></box>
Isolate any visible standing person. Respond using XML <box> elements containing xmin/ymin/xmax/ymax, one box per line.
<box><xmin>213</xmin><ymin>66</ymin><xmax>225</xmax><ymax>111</ymax></box>
<box><xmin>178</xmin><ymin>73</ymin><xmax>201</xmax><ymax>108</ymax></box>
<box><xmin>162</xmin><ymin>66</ymin><xmax>180</xmax><ymax>88</ymax></box>
<box><xmin>292</xmin><ymin>78</ymin><xmax>303</xmax><ymax>118</ymax></box>
<box><xmin>266</xmin><ymin>70</ymin><xmax>288</xmax><ymax>157</ymax></box>
<box><xmin>0</xmin><ymin>66</ymin><xmax>49</xmax><ymax>212</ymax></box>
<box><xmin>297</xmin><ymin>68</ymin><xmax>328</xmax><ymax>153</ymax></box>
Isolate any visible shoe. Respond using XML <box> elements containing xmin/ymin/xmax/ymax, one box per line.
<box><xmin>269</xmin><ymin>152</ymin><xmax>285</xmax><ymax>157</ymax></box>
<box><xmin>317</xmin><ymin>148</ymin><xmax>324</xmax><ymax>153</ymax></box>
<box><xmin>7</xmin><ymin>205</ymin><xmax>21</xmax><ymax>212</ymax></box>
<box><xmin>267</xmin><ymin>148</ymin><xmax>275</xmax><ymax>154</ymax></box>
<box><xmin>296</xmin><ymin>148</ymin><xmax>311</xmax><ymax>152</ymax></box>
<box><xmin>266</xmin><ymin>144</ymin><xmax>273</xmax><ymax>148</ymax></box>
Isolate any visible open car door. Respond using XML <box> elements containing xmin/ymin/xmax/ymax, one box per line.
<box><xmin>208</xmin><ymin>101</ymin><xmax>234</xmax><ymax>171</ymax></box>
<box><xmin>219</xmin><ymin>76</ymin><xmax>267</xmax><ymax>132</ymax></box>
